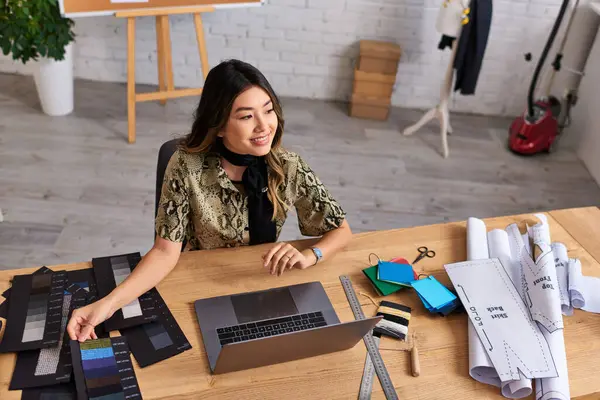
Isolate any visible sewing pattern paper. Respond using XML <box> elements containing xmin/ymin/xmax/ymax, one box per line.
<box><xmin>446</xmin><ymin>259</ymin><xmax>557</xmax><ymax>381</ymax></box>
<box><xmin>527</xmin><ymin>215</ymin><xmax>569</xmax><ymax>400</ymax></box>
<box><xmin>452</xmin><ymin>214</ymin><xmax>573</xmax><ymax>399</ymax></box>
<box><xmin>552</xmin><ymin>242</ymin><xmax>600</xmax><ymax>314</ymax></box>
<box><xmin>514</xmin><ymin>215</ymin><xmax>563</xmax><ymax>333</ymax></box>
<box><xmin>465</xmin><ymin>217</ymin><xmax>501</xmax><ymax>388</ymax></box>
<box><xmin>551</xmin><ymin>243</ymin><xmax>572</xmax><ymax>315</ymax></box>
<box><xmin>487</xmin><ymin>228</ymin><xmax>532</xmax><ymax>398</ymax></box>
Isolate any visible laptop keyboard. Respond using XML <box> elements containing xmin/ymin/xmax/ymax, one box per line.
<box><xmin>217</xmin><ymin>311</ymin><xmax>327</xmax><ymax>346</ymax></box>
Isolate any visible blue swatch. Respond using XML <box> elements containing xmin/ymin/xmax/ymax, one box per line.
<box><xmin>416</xmin><ymin>292</ymin><xmax>433</xmax><ymax>311</ymax></box>
<box><xmin>412</xmin><ymin>276</ymin><xmax>457</xmax><ymax>310</ymax></box>
<box><xmin>81</xmin><ymin>347</ymin><xmax>114</xmax><ymax>361</ymax></box>
<box><xmin>377</xmin><ymin>262</ymin><xmax>415</xmax><ymax>286</ymax></box>
<box><xmin>74</xmin><ymin>281</ymin><xmax>90</xmax><ymax>291</ymax></box>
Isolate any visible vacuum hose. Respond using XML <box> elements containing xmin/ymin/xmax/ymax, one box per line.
<box><xmin>527</xmin><ymin>0</ymin><xmax>571</xmax><ymax>119</ymax></box>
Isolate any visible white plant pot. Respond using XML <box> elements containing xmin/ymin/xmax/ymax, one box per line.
<box><xmin>33</xmin><ymin>42</ymin><xmax>74</xmax><ymax>116</ymax></box>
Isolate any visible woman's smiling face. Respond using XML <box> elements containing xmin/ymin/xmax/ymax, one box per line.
<box><xmin>219</xmin><ymin>86</ymin><xmax>279</xmax><ymax>156</ymax></box>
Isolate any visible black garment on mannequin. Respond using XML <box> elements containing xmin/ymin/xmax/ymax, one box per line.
<box><xmin>453</xmin><ymin>0</ymin><xmax>493</xmax><ymax>95</ymax></box>
<box><xmin>438</xmin><ymin>35</ymin><xmax>456</xmax><ymax>50</ymax></box>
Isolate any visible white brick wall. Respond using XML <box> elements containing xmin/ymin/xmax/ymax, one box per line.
<box><xmin>0</xmin><ymin>0</ymin><xmax>562</xmax><ymax>116</ymax></box>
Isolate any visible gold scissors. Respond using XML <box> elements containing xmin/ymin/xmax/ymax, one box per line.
<box><xmin>412</xmin><ymin>246</ymin><xmax>436</xmax><ymax>264</ymax></box>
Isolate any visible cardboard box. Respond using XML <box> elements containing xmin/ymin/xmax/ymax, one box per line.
<box><xmin>358</xmin><ymin>40</ymin><xmax>401</xmax><ymax>75</ymax></box>
<box><xmin>353</xmin><ymin>69</ymin><xmax>396</xmax><ymax>98</ymax></box>
<box><xmin>349</xmin><ymin>93</ymin><xmax>391</xmax><ymax>121</ymax></box>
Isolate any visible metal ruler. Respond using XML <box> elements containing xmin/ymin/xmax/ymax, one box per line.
<box><xmin>339</xmin><ymin>275</ymin><xmax>399</xmax><ymax>400</ymax></box>
<box><xmin>359</xmin><ymin>335</ymin><xmax>379</xmax><ymax>399</ymax></box>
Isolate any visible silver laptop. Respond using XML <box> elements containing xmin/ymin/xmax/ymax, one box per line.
<box><xmin>194</xmin><ymin>281</ymin><xmax>382</xmax><ymax>374</ymax></box>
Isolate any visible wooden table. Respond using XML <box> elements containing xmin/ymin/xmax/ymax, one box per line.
<box><xmin>2</xmin><ymin>207</ymin><xmax>600</xmax><ymax>399</ymax></box>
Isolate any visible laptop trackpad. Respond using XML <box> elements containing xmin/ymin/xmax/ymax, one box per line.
<box><xmin>231</xmin><ymin>287</ymin><xmax>299</xmax><ymax>323</ymax></box>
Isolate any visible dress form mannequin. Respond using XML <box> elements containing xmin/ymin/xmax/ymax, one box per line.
<box><xmin>402</xmin><ymin>0</ymin><xmax>469</xmax><ymax>158</ymax></box>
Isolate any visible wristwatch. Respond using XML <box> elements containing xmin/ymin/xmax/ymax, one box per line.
<box><xmin>310</xmin><ymin>247</ymin><xmax>323</xmax><ymax>265</ymax></box>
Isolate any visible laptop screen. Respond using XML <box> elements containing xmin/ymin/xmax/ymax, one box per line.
<box><xmin>231</xmin><ymin>287</ymin><xmax>299</xmax><ymax>324</ymax></box>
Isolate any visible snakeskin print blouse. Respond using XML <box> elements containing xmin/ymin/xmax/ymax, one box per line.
<box><xmin>155</xmin><ymin>148</ymin><xmax>346</xmax><ymax>250</ymax></box>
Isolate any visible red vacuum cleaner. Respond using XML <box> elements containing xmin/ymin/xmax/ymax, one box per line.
<box><xmin>509</xmin><ymin>0</ymin><xmax>571</xmax><ymax>155</ymax></box>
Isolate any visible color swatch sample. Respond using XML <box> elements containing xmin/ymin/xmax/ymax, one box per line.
<box><xmin>0</xmin><ymin>270</ymin><xmax>66</xmax><ymax>353</ymax></box>
<box><xmin>34</xmin><ymin>293</ymin><xmax>72</xmax><ymax>375</ymax></box>
<box><xmin>73</xmin><ymin>281</ymin><xmax>90</xmax><ymax>292</ymax></box>
<box><xmin>362</xmin><ymin>265</ymin><xmax>405</xmax><ymax>296</ymax></box>
<box><xmin>412</xmin><ymin>276</ymin><xmax>459</xmax><ymax>315</ymax></box>
<box><xmin>22</xmin><ymin>274</ymin><xmax>52</xmax><ymax>343</ymax></box>
<box><xmin>121</xmin><ymin>287</ymin><xmax>191</xmax><ymax>368</ymax></box>
<box><xmin>1</xmin><ymin>266</ymin><xmax>52</xmax><ymax>301</ymax></box>
<box><xmin>0</xmin><ymin>267</ymin><xmax>51</xmax><ymax>322</ymax></box>
<box><xmin>110</xmin><ymin>256</ymin><xmax>143</xmax><ymax>319</ymax></box>
<box><xmin>68</xmin><ymin>268</ymin><xmax>101</xmax><ymax>304</ymax></box>
<box><xmin>144</xmin><ymin>322</ymin><xmax>173</xmax><ymax>350</ymax></box>
<box><xmin>92</xmin><ymin>252</ymin><xmax>158</xmax><ymax>331</ymax></box>
<box><xmin>81</xmin><ymin>340</ymin><xmax>122</xmax><ymax>399</ymax></box>
<box><xmin>21</xmin><ymin>382</ymin><xmax>77</xmax><ymax>400</ymax></box>
<box><xmin>71</xmin><ymin>337</ymin><xmax>143</xmax><ymax>400</ymax></box>
<box><xmin>377</xmin><ymin>262</ymin><xmax>416</xmax><ymax>286</ymax></box>
<box><xmin>10</xmin><ymin>276</ymin><xmax>108</xmax><ymax>390</ymax></box>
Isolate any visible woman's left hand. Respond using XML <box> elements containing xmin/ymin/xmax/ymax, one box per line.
<box><xmin>262</xmin><ymin>242</ymin><xmax>317</xmax><ymax>276</ymax></box>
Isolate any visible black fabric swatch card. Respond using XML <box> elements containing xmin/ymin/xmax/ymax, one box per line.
<box><xmin>10</xmin><ymin>284</ymin><xmax>85</xmax><ymax>389</ymax></box>
<box><xmin>120</xmin><ymin>288</ymin><xmax>191</xmax><ymax>367</ymax></box>
<box><xmin>21</xmin><ymin>382</ymin><xmax>77</xmax><ymax>400</ymax></box>
<box><xmin>1</xmin><ymin>267</ymin><xmax>52</xmax><ymax>319</ymax></box>
<box><xmin>65</xmin><ymin>268</ymin><xmax>107</xmax><ymax>340</ymax></box>
<box><xmin>1</xmin><ymin>286</ymin><xmax>10</xmax><ymax>318</ymax></box>
<box><xmin>0</xmin><ymin>270</ymin><xmax>67</xmax><ymax>353</ymax></box>
<box><xmin>9</xmin><ymin>282</ymin><xmax>108</xmax><ymax>390</ymax></box>
<box><xmin>0</xmin><ymin>298</ymin><xmax>8</xmax><ymax>319</ymax></box>
<box><xmin>70</xmin><ymin>336</ymin><xmax>143</xmax><ymax>400</ymax></box>
<box><xmin>92</xmin><ymin>252</ymin><xmax>158</xmax><ymax>331</ymax></box>
<box><xmin>66</xmin><ymin>268</ymin><xmax>100</xmax><ymax>304</ymax></box>
<box><xmin>1</xmin><ymin>286</ymin><xmax>11</xmax><ymax>318</ymax></box>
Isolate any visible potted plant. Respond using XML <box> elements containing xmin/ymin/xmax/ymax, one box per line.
<box><xmin>0</xmin><ymin>0</ymin><xmax>76</xmax><ymax>116</ymax></box>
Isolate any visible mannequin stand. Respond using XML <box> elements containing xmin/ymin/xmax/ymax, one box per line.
<box><xmin>402</xmin><ymin>37</ymin><xmax>459</xmax><ymax>158</ymax></box>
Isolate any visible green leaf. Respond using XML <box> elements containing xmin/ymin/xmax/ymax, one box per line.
<box><xmin>0</xmin><ymin>0</ymin><xmax>75</xmax><ymax>63</ymax></box>
<box><xmin>1</xmin><ymin>40</ymin><xmax>11</xmax><ymax>56</ymax></box>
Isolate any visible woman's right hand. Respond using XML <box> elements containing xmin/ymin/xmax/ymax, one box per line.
<box><xmin>67</xmin><ymin>298</ymin><xmax>116</xmax><ymax>342</ymax></box>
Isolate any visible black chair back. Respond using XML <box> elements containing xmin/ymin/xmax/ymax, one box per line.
<box><xmin>155</xmin><ymin>138</ymin><xmax>187</xmax><ymax>250</ymax></box>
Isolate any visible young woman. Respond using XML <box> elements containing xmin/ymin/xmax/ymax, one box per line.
<box><xmin>67</xmin><ymin>59</ymin><xmax>352</xmax><ymax>342</ymax></box>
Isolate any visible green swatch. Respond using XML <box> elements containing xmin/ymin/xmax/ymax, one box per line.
<box><xmin>362</xmin><ymin>265</ymin><xmax>405</xmax><ymax>296</ymax></box>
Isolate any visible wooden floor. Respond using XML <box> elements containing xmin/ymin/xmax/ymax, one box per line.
<box><xmin>1</xmin><ymin>72</ymin><xmax>599</xmax><ymax>270</ymax></box>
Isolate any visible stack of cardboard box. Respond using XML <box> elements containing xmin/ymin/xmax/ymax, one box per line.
<box><xmin>349</xmin><ymin>40</ymin><xmax>402</xmax><ymax>121</ymax></box>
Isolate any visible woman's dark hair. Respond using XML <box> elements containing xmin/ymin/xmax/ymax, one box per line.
<box><xmin>181</xmin><ymin>59</ymin><xmax>287</xmax><ymax>220</ymax></box>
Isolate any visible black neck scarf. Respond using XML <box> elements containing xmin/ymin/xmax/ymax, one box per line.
<box><xmin>215</xmin><ymin>137</ymin><xmax>276</xmax><ymax>245</ymax></box>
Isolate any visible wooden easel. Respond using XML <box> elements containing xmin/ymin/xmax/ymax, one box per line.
<box><xmin>115</xmin><ymin>6</ymin><xmax>214</xmax><ymax>143</ymax></box>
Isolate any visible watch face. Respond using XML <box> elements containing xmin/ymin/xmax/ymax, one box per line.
<box><xmin>313</xmin><ymin>248</ymin><xmax>322</xmax><ymax>259</ymax></box>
